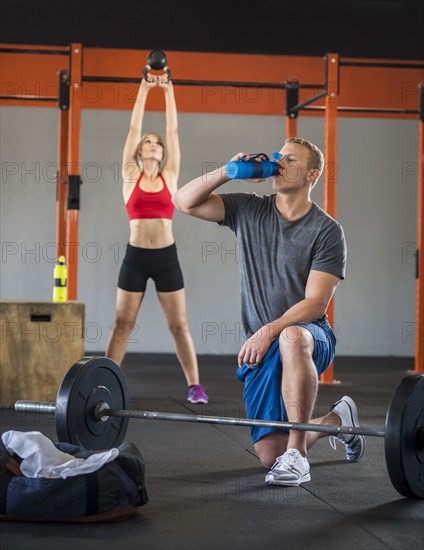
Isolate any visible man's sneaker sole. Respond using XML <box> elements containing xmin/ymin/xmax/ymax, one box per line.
<box><xmin>331</xmin><ymin>395</ymin><xmax>366</xmax><ymax>461</ymax></box>
<box><xmin>350</xmin><ymin>435</ymin><xmax>366</xmax><ymax>461</ymax></box>
<box><xmin>265</xmin><ymin>473</ymin><xmax>311</xmax><ymax>486</ymax></box>
<box><xmin>187</xmin><ymin>398</ymin><xmax>208</xmax><ymax>404</ymax></box>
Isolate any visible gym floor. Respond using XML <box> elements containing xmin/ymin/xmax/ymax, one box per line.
<box><xmin>1</xmin><ymin>354</ymin><xmax>422</xmax><ymax>550</ymax></box>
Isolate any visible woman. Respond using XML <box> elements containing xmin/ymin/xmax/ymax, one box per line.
<box><xmin>106</xmin><ymin>72</ymin><xmax>208</xmax><ymax>404</ymax></box>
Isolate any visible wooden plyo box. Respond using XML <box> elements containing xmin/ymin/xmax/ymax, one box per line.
<box><xmin>0</xmin><ymin>301</ymin><xmax>85</xmax><ymax>404</ymax></box>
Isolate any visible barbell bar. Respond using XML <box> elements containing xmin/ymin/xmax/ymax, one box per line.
<box><xmin>13</xmin><ymin>357</ymin><xmax>424</xmax><ymax>499</ymax></box>
<box><xmin>14</xmin><ymin>400</ymin><xmax>386</xmax><ymax>437</ymax></box>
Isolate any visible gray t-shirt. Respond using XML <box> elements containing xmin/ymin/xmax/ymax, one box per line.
<box><xmin>219</xmin><ymin>193</ymin><xmax>346</xmax><ymax>340</ymax></box>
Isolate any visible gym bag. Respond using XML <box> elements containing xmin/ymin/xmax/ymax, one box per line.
<box><xmin>0</xmin><ymin>437</ymin><xmax>148</xmax><ymax>522</ymax></box>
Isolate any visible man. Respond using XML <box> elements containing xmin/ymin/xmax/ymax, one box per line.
<box><xmin>173</xmin><ymin>138</ymin><xmax>365</xmax><ymax>485</ymax></box>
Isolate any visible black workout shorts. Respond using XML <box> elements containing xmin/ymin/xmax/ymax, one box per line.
<box><xmin>118</xmin><ymin>243</ymin><xmax>184</xmax><ymax>293</ymax></box>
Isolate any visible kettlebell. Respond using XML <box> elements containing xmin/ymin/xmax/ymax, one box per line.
<box><xmin>143</xmin><ymin>50</ymin><xmax>172</xmax><ymax>81</ymax></box>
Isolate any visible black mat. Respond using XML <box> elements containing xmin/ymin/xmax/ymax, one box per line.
<box><xmin>1</xmin><ymin>355</ymin><xmax>423</xmax><ymax>550</ymax></box>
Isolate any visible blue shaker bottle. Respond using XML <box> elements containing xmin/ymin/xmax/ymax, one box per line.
<box><xmin>226</xmin><ymin>153</ymin><xmax>280</xmax><ymax>180</ymax></box>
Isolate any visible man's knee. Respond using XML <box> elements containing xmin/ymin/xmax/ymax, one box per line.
<box><xmin>259</xmin><ymin>455</ymin><xmax>277</xmax><ymax>470</ymax></box>
<box><xmin>279</xmin><ymin>325</ymin><xmax>313</xmax><ymax>358</ymax></box>
<box><xmin>255</xmin><ymin>446</ymin><xmax>278</xmax><ymax>469</ymax></box>
<box><xmin>254</xmin><ymin>433</ymin><xmax>288</xmax><ymax>469</ymax></box>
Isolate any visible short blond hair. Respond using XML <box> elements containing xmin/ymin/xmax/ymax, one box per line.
<box><xmin>285</xmin><ymin>137</ymin><xmax>324</xmax><ymax>184</ymax></box>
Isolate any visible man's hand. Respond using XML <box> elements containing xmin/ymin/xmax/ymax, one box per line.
<box><xmin>238</xmin><ymin>325</ymin><xmax>275</xmax><ymax>367</ymax></box>
<box><xmin>229</xmin><ymin>152</ymin><xmax>247</xmax><ymax>162</ymax></box>
<box><xmin>226</xmin><ymin>152</ymin><xmax>267</xmax><ymax>183</ymax></box>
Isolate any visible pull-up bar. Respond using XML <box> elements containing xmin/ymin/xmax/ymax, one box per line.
<box><xmin>303</xmin><ymin>106</ymin><xmax>419</xmax><ymax>115</ymax></box>
<box><xmin>339</xmin><ymin>60</ymin><xmax>424</xmax><ymax>69</ymax></box>
<box><xmin>0</xmin><ymin>95</ymin><xmax>58</xmax><ymax>102</ymax></box>
<box><xmin>82</xmin><ymin>75</ymin><xmax>325</xmax><ymax>90</ymax></box>
<box><xmin>0</xmin><ymin>46</ymin><xmax>69</xmax><ymax>55</ymax></box>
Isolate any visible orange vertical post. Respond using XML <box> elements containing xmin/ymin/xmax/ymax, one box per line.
<box><xmin>321</xmin><ymin>53</ymin><xmax>339</xmax><ymax>383</ymax></box>
<box><xmin>66</xmin><ymin>44</ymin><xmax>83</xmax><ymax>300</ymax></box>
<box><xmin>416</xmin><ymin>83</ymin><xmax>424</xmax><ymax>372</ymax></box>
<box><xmin>286</xmin><ymin>116</ymin><xmax>298</xmax><ymax>139</ymax></box>
<box><xmin>56</xmin><ymin>70</ymin><xmax>69</xmax><ymax>258</ymax></box>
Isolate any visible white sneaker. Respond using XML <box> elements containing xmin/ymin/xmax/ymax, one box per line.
<box><xmin>265</xmin><ymin>448</ymin><xmax>311</xmax><ymax>486</ymax></box>
<box><xmin>329</xmin><ymin>396</ymin><xmax>366</xmax><ymax>462</ymax></box>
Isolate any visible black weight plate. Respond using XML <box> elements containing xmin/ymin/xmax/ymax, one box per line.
<box><xmin>56</xmin><ymin>356</ymin><xmax>130</xmax><ymax>450</ymax></box>
<box><xmin>385</xmin><ymin>373</ymin><xmax>424</xmax><ymax>498</ymax></box>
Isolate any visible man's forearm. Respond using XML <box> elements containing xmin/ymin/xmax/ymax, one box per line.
<box><xmin>173</xmin><ymin>165</ymin><xmax>229</xmax><ymax>210</ymax></box>
<box><xmin>264</xmin><ymin>297</ymin><xmax>328</xmax><ymax>340</ymax></box>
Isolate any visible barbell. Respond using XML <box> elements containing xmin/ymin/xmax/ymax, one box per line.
<box><xmin>13</xmin><ymin>357</ymin><xmax>424</xmax><ymax>499</ymax></box>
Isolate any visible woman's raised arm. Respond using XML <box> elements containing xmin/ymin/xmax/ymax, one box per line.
<box><xmin>122</xmin><ymin>75</ymin><xmax>157</xmax><ymax>179</ymax></box>
<box><xmin>158</xmin><ymin>77</ymin><xmax>180</xmax><ymax>190</ymax></box>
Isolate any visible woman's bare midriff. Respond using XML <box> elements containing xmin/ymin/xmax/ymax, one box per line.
<box><xmin>129</xmin><ymin>218</ymin><xmax>175</xmax><ymax>248</ymax></box>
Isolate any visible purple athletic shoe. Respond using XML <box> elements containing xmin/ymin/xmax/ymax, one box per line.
<box><xmin>187</xmin><ymin>384</ymin><xmax>209</xmax><ymax>404</ymax></box>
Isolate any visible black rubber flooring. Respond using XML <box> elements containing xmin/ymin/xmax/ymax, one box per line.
<box><xmin>1</xmin><ymin>354</ymin><xmax>423</xmax><ymax>550</ymax></box>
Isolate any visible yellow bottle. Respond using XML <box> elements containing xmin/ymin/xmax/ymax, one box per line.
<box><xmin>53</xmin><ymin>256</ymin><xmax>67</xmax><ymax>302</ymax></box>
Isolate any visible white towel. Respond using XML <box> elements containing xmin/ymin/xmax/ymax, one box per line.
<box><xmin>2</xmin><ymin>430</ymin><xmax>119</xmax><ymax>479</ymax></box>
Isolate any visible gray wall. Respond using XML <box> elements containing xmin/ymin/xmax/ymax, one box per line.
<box><xmin>0</xmin><ymin>107</ymin><xmax>417</xmax><ymax>356</ymax></box>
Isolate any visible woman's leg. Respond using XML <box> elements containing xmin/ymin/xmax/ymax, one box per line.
<box><xmin>156</xmin><ymin>289</ymin><xmax>199</xmax><ymax>386</ymax></box>
<box><xmin>106</xmin><ymin>288</ymin><xmax>145</xmax><ymax>365</ymax></box>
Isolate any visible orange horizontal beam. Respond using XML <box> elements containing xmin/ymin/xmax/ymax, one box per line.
<box><xmin>0</xmin><ymin>48</ymin><xmax>69</xmax><ymax>104</ymax></box>
<box><xmin>1</xmin><ymin>44</ymin><xmax>423</xmax><ymax>118</ymax></box>
<box><xmin>0</xmin><ymin>43</ymin><xmax>69</xmax><ymax>52</ymax></box>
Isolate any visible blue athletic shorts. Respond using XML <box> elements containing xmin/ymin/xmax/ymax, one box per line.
<box><xmin>236</xmin><ymin>321</ymin><xmax>336</xmax><ymax>445</ymax></box>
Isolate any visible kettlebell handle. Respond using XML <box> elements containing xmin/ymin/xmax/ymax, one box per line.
<box><xmin>142</xmin><ymin>64</ymin><xmax>171</xmax><ymax>81</ymax></box>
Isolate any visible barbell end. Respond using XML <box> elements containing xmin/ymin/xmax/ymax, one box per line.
<box><xmin>15</xmin><ymin>400</ymin><xmax>56</xmax><ymax>415</ymax></box>
<box><xmin>93</xmin><ymin>401</ymin><xmax>110</xmax><ymax>422</ymax></box>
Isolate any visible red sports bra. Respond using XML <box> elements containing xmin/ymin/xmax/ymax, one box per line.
<box><xmin>125</xmin><ymin>173</ymin><xmax>174</xmax><ymax>220</ymax></box>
